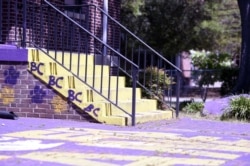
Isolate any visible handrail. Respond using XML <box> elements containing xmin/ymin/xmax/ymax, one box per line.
<box><xmin>44</xmin><ymin>0</ymin><xmax>139</xmax><ymax>70</ymax></box>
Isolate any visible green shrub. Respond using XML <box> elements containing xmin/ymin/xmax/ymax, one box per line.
<box><xmin>182</xmin><ymin>101</ymin><xmax>204</xmax><ymax>114</ymax></box>
<box><xmin>179</xmin><ymin>99</ymin><xmax>194</xmax><ymax>111</ymax></box>
<box><xmin>221</xmin><ymin>96</ymin><xmax>250</xmax><ymax>121</ymax></box>
<box><xmin>139</xmin><ymin>66</ymin><xmax>174</xmax><ymax>109</ymax></box>
<box><xmin>190</xmin><ymin>50</ymin><xmax>239</xmax><ymax>95</ymax></box>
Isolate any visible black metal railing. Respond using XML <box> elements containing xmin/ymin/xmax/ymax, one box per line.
<box><xmin>0</xmin><ymin>0</ymin><xmax>182</xmax><ymax>121</ymax></box>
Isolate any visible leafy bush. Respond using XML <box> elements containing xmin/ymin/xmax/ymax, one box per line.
<box><xmin>221</xmin><ymin>96</ymin><xmax>250</xmax><ymax>121</ymax></box>
<box><xmin>190</xmin><ymin>50</ymin><xmax>239</xmax><ymax>95</ymax></box>
<box><xmin>179</xmin><ymin>99</ymin><xmax>194</xmax><ymax>111</ymax></box>
<box><xmin>139</xmin><ymin>66</ymin><xmax>174</xmax><ymax>109</ymax></box>
<box><xmin>191</xmin><ymin>50</ymin><xmax>233</xmax><ymax>86</ymax></box>
<box><xmin>182</xmin><ymin>101</ymin><xmax>204</xmax><ymax>114</ymax></box>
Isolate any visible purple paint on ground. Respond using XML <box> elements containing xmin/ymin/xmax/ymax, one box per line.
<box><xmin>203</xmin><ymin>94</ymin><xmax>250</xmax><ymax>118</ymax></box>
<box><xmin>203</xmin><ymin>97</ymin><xmax>231</xmax><ymax>116</ymax></box>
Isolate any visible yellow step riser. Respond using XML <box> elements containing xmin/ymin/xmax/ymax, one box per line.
<box><xmin>92</xmin><ymin>88</ymin><xmax>141</xmax><ymax>102</ymax></box>
<box><xmin>99</xmin><ymin>116</ymin><xmax>127</xmax><ymax>126</ymax></box>
<box><xmin>126</xmin><ymin>111</ymin><xmax>172</xmax><ymax>125</ymax></box>
<box><xmin>29</xmin><ymin>62</ymin><xmax>110</xmax><ymax>79</ymax></box>
<box><xmin>51</xmin><ymin>52</ymin><xmax>95</xmax><ymax>66</ymax></box>
<box><xmin>110</xmin><ymin>99</ymin><xmax>158</xmax><ymax>116</ymax></box>
<box><xmin>28</xmin><ymin>67</ymin><xmax>125</xmax><ymax>89</ymax></box>
<box><xmin>28</xmin><ymin>49</ymin><xmax>95</xmax><ymax>65</ymax></box>
<box><xmin>73</xmin><ymin>76</ymin><xmax>126</xmax><ymax>89</ymax></box>
<box><xmin>100</xmin><ymin>111</ymin><xmax>173</xmax><ymax>126</ymax></box>
<box><xmin>48</xmin><ymin>63</ymin><xmax>110</xmax><ymax>77</ymax></box>
<box><xmin>60</xmin><ymin>64</ymin><xmax>110</xmax><ymax>77</ymax></box>
<box><xmin>28</xmin><ymin>54</ymin><xmax>107</xmax><ymax>77</ymax></box>
<box><xmin>58</xmin><ymin>88</ymin><xmax>141</xmax><ymax>103</ymax></box>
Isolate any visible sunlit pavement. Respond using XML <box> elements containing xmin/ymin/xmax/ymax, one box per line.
<box><xmin>1</xmin><ymin>117</ymin><xmax>250</xmax><ymax>166</ymax></box>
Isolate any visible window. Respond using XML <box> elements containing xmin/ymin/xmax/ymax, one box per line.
<box><xmin>64</xmin><ymin>0</ymin><xmax>85</xmax><ymax>20</ymax></box>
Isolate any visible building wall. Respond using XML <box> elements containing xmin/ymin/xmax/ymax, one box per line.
<box><xmin>0</xmin><ymin>0</ymin><xmax>121</xmax><ymax>53</ymax></box>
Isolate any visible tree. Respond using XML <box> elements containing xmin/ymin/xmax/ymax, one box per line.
<box><xmin>121</xmin><ymin>0</ymin><xmax>226</xmax><ymax>58</ymax></box>
<box><xmin>233</xmin><ymin>0</ymin><xmax>250</xmax><ymax>93</ymax></box>
<box><xmin>203</xmin><ymin>0</ymin><xmax>240</xmax><ymax>55</ymax></box>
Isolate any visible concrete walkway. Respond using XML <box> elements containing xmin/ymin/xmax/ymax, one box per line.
<box><xmin>0</xmin><ymin>116</ymin><xmax>250</xmax><ymax>166</ymax></box>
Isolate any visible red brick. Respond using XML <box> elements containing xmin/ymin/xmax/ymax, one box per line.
<box><xmin>15</xmin><ymin>112</ymin><xmax>27</xmax><ymax>117</ymax></box>
<box><xmin>7</xmin><ymin>108</ymin><xmax>20</xmax><ymax>112</ymax></box>
<box><xmin>27</xmin><ymin>113</ymin><xmax>39</xmax><ymax>118</ymax></box>
<box><xmin>68</xmin><ymin>115</ymin><xmax>81</xmax><ymax>120</ymax></box>
<box><xmin>54</xmin><ymin>114</ymin><xmax>67</xmax><ymax>119</ymax></box>
<box><xmin>16</xmin><ymin>103</ymin><xmax>30</xmax><ymax>108</ymax></box>
<box><xmin>37</xmin><ymin>104</ymin><xmax>51</xmax><ymax>109</ymax></box>
<box><xmin>39</xmin><ymin>113</ymin><xmax>54</xmax><ymax>119</ymax></box>
<box><xmin>33</xmin><ymin>109</ymin><xmax>46</xmax><ymax>114</ymax></box>
<box><xmin>20</xmin><ymin>108</ymin><xmax>34</xmax><ymax>113</ymax></box>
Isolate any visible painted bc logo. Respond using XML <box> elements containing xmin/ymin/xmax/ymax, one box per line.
<box><xmin>29</xmin><ymin>61</ymin><xmax>100</xmax><ymax>116</ymax></box>
<box><xmin>48</xmin><ymin>76</ymin><xmax>64</xmax><ymax>89</ymax></box>
<box><xmin>68</xmin><ymin>90</ymin><xmax>82</xmax><ymax>103</ymax></box>
<box><xmin>30</xmin><ymin>62</ymin><xmax>44</xmax><ymax>75</ymax></box>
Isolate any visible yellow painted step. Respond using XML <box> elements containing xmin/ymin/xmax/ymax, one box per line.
<box><xmin>127</xmin><ymin>110</ymin><xmax>173</xmax><ymax>125</ymax></box>
<box><xmin>42</xmin><ymin>51</ymin><xmax>95</xmax><ymax>65</ymax></box>
<box><xmin>92</xmin><ymin>88</ymin><xmax>141</xmax><ymax>102</ymax></box>
<box><xmin>100</xmin><ymin>116</ymin><xmax>127</xmax><ymax>126</ymax></box>
<box><xmin>72</xmin><ymin>75</ymin><xmax>126</xmax><ymax>89</ymax></box>
<box><xmin>103</xmin><ymin>110</ymin><xmax>173</xmax><ymax>126</ymax></box>
<box><xmin>51</xmin><ymin>63</ymin><xmax>110</xmax><ymax>77</ymax></box>
<box><xmin>28</xmin><ymin>49</ymin><xmax>95</xmax><ymax>65</ymax></box>
<box><xmin>110</xmin><ymin>99</ymin><xmax>158</xmax><ymax>116</ymax></box>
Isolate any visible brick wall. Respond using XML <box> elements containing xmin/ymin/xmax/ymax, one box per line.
<box><xmin>0</xmin><ymin>0</ymin><xmax>121</xmax><ymax>53</ymax></box>
<box><xmin>0</xmin><ymin>62</ymin><xmax>94</xmax><ymax>121</ymax></box>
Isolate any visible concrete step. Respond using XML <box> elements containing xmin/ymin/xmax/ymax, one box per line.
<box><xmin>41</xmin><ymin>62</ymin><xmax>110</xmax><ymax>77</ymax></box>
<box><xmin>92</xmin><ymin>88</ymin><xmax>141</xmax><ymax>102</ymax></box>
<box><xmin>110</xmin><ymin>99</ymin><xmax>158</xmax><ymax>116</ymax></box>
<box><xmin>103</xmin><ymin>110</ymin><xmax>173</xmax><ymax>126</ymax></box>
<box><xmin>28</xmin><ymin>49</ymin><xmax>95</xmax><ymax>65</ymax></box>
<box><xmin>58</xmin><ymin>88</ymin><xmax>141</xmax><ymax>104</ymax></box>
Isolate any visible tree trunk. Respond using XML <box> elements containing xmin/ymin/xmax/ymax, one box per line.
<box><xmin>233</xmin><ymin>0</ymin><xmax>250</xmax><ymax>93</ymax></box>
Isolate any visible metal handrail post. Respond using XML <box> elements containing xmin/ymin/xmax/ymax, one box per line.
<box><xmin>0</xmin><ymin>0</ymin><xmax>2</xmax><ymax>42</ymax></box>
<box><xmin>22</xmin><ymin>0</ymin><xmax>26</xmax><ymax>47</ymax></box>
<box><xmin>175</xmin><ymin>70</ymin><xmax>181</xmax><ymax>118</ymax></box>
<box><xmin>131</xmin><ymin>66</ymin><xmax>138</xmax><ymax>126</ymax></box>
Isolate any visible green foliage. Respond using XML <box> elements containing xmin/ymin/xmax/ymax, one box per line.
<box><xmin>141</xmin><ymin>0</ymin><xmax>215</xmax><ymax>57</ymax></box>
<box><xmin>182</xmin><ymin>101</ymin><xmax>204</xmax><ymax>114</ymax></box>
<box><xmin>191</xmin><ymin>50</ymin><xmax>233</xmax><ymax>86</ymax></box>
<box><xmin>191</xmin><ymin>50</ymin><xmax>233</xmax><ymax>70</ymax></box>
<box><xmin>200</xmin><ymin>0</ymin><xmax>241</xmax><ymax>54</ymax></box>
<box><xmin>142</xmin><ymin>66</ymin><xmax>173</xmax><ymax>98</ymax></box>
<box><xmin>121</xmin><ymin>0</ymin><xmax>240</xmax><ymax>57</ymax></box>
<box><xmin>221</xmin><ymin>96</ymin><xmax>250</xmax><ymax>121</ymax></box>
<box><xmin>179</xmin><ymin>99</ymin><xmax>194</xmax><ymax>111</ymax></box>
<box><xmin>190</xmin><ymin>50</ymin><xmax>238</xmax><ymax>95</ymax></box>
<box><xmin>121</xmin><ymin>0</ymin><xmax>144</xmax><ymax>16</ymax></box>
<box><xmin>139</xmin><ymin>66</ymin><xmax>174</xmax><ymax>109</ymax></box>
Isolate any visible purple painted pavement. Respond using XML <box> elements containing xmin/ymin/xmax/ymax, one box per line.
<box><xmin>0</xmin><ymin>117</ymin><xmax>250</xmax><ymax>166</ymax></box>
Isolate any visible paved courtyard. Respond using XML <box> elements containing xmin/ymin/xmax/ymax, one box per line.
<box><xmin>0</xmin><ymin>116</ymin><xmax>250</xmax><ymax>166</ymax></box>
